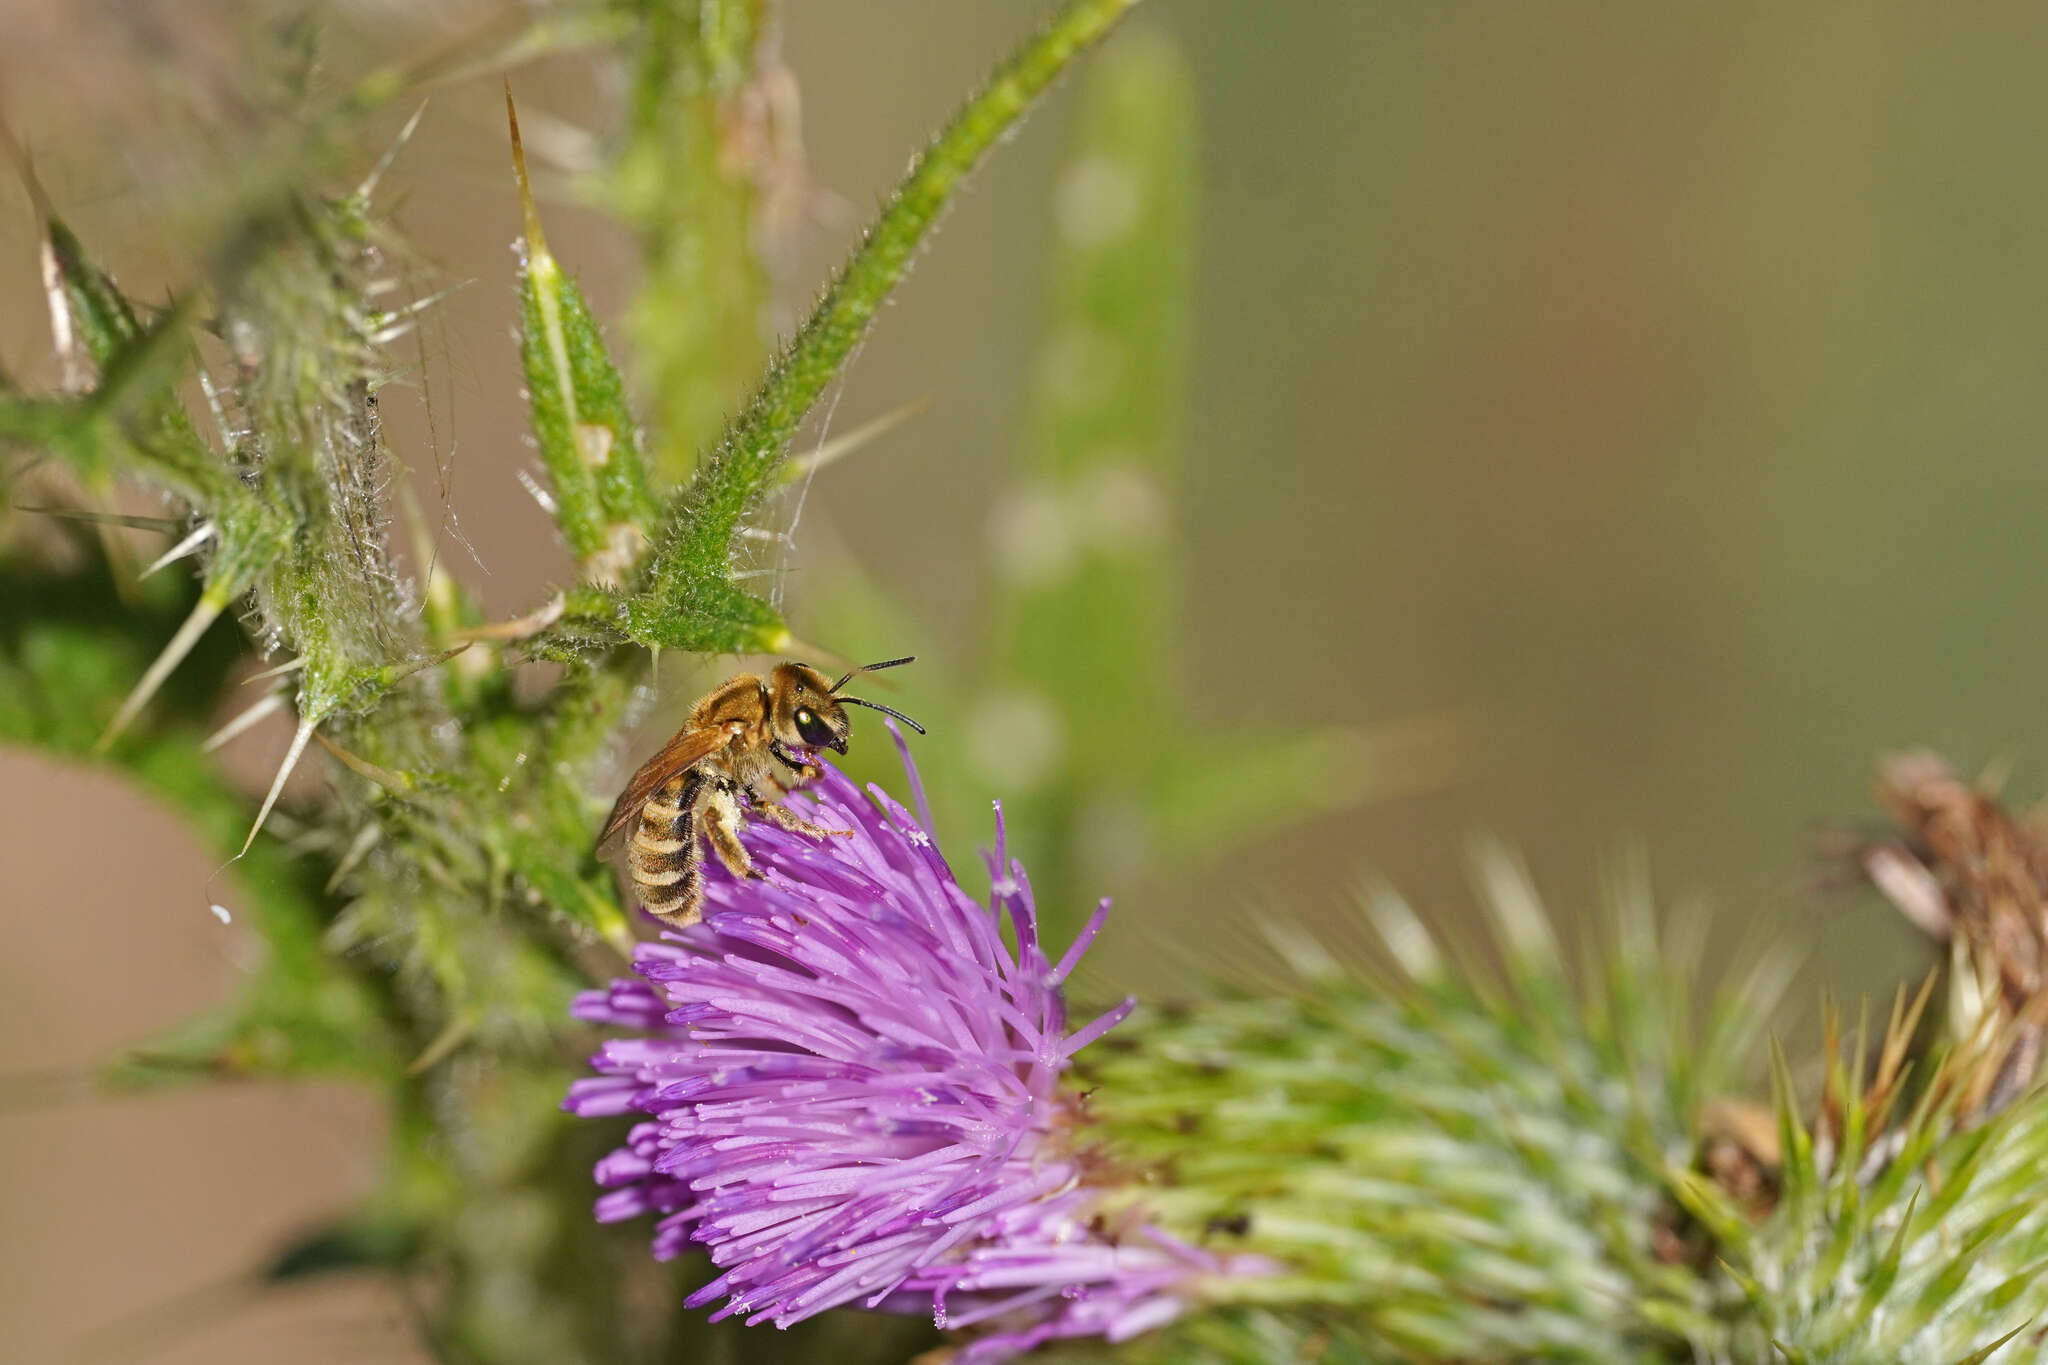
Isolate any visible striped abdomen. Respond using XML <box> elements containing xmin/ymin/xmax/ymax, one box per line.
<box><xmin>630</xmin><ymin>770</ymin><xmax>703</xmax><ymax>925</ymax></box>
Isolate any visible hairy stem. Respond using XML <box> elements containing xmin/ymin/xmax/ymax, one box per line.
<box><xmin>624</xmin><ymin>0</ymin><xmax>1143</xmax><ymax>650</ymax></box>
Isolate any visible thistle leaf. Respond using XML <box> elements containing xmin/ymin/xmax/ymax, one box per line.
<box><xmin>509</xmin><ymin>90</ymin><xmax>659</xmax><ymax>584</ymax></box>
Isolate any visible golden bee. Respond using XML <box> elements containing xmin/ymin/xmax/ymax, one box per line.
<box><xmin>597</xmin><ymin>657</ymin><xmax>922</xmax><ymax>926</ymax></box>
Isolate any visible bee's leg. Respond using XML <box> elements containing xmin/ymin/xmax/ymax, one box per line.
<box><xmin>702</xmin><ymin>779</ymin><xmax>763</xmax><ymax>882</ymax></box>
<box><xmin>748</xmin><ymin>769</ymin><xmax>852</xmax><ymax>839</ymax></box>
<box><xmin>753</xmin><ymin>791</ymin><xmax>852</xmax><ymax>840</ymax></box>
<box><xmin>773</xmin><ymin>744</ymin><xmax>823</xmax><ymax>787</ymax></box>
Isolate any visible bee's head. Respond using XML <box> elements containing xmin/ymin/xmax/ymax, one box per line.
<box><xmin>768</xmin><ymin>662</ymin><xmax>850</xmax><ymax>755</ymax></box>
<box><xmin>768</xmin><ymin>657</ymin><xmax>924</xmax><ymax>758</ymax></box>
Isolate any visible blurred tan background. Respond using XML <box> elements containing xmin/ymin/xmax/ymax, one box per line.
<box><xmin>10</xmin><ymin>1</ymin><xmax>2048</xmax><ymax>1360</ymax></box>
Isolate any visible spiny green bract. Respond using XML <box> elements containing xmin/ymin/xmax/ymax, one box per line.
<box><xmin>1679</xmin><ymin>1059</ymin><xmax>2048</xmax><ymax>1363</ymax></box>
<box><xmin>1059</xmin><ymin>853</ymin><xmax>2048</xmax><ymax>1365</ymax></box>
<box><xmin>1064</xmin><ymin>854</ymin><xmax>1753</xmax><ymax>1365</ymax></box>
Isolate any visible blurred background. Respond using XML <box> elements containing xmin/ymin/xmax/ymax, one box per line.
<box><xmin>8</xmin><ymin>1</ymin><xmax>2048</xmax><ymax>1361</ymax></box>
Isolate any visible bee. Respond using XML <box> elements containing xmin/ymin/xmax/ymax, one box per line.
<box><xmin>597</xmin><ymin>657</ymin><xmax>923</xmax><ymax>927</ymax></box>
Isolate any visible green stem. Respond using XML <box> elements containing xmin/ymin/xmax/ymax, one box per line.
<box><xmin>616</xmin><ymin>0</ymin><xmax>767</xmax><ymax>488</ymax></box>
<box><xmin>625</xmin><ymin>0</ymin><xmax>1142</xmax><ymax>649</ymax></box>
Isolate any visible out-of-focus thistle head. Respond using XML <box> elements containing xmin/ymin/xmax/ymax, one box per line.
<box><xmin>565</xmin><ymin>732</ymin><xmax>1273</xmax><ymax>1359</ymax></box>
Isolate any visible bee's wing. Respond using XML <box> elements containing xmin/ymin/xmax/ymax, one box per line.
<box><xmin>595</xmin><ymin>726</ymin><xmax>731</xmax><ymax>856</ymax></box>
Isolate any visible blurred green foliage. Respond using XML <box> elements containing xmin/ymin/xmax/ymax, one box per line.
<box><xmin>613</xmin><ymin>0</ymin><xmax>767</xmax><ymax>487</ymax></box>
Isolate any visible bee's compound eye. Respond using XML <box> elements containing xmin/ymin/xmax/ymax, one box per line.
<box><xmin>793</xmin><ymin>707</ymin><xmax>836</xmax><ymax>749</ymax></box>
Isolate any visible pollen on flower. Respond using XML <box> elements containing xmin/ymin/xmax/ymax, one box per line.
<box><xmin>565</xmin><ymin>737</ymin><xmax>1262</xmax><ymax>1359</ymax></box>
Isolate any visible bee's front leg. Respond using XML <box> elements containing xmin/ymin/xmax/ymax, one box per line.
<box><xmin>771</xmin><ymin>741</ymin><xmax>823</xmax><ymax>787</ymax></box>
<box><xmin>756</xmin><ymin>797</ymin><xmax>853</xmax><ymax>840</ymax></box>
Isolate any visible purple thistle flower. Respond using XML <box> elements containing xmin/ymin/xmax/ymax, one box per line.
<box><xmin>566</xmin><ymin>733</ymin><xmax>1263</xmax><ymax>1358</ymax></box>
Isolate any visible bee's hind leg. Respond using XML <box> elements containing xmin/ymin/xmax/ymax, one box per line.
<box><xmin>702</xmin><ymin>781</ymin><xmax>763</xmax><ymax>881</ymax></box>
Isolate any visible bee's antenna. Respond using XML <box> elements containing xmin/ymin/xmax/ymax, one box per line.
<box><xmin>838</xmin><ymin>695</ymin><xmax>926</xmax><ymax>735</ymax></box>
<box><xmin>831</xmin><ymin>655</ymin><xmax>916</xmax><ymax>693</ymax></box>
